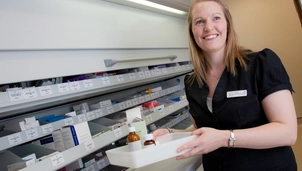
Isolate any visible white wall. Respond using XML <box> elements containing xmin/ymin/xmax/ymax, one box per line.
<box><xmin>0</xmin><ymin>0</ymin><xmax>189</xmax><ymax>84</ymax></box>
<box><xmin>0</xmin><ymin>0</ymin><xmax>188</xmax><ymax>50</ymax></box>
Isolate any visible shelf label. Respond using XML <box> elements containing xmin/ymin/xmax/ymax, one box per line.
<box><xmin>179</xmin><ymin>101</ymin><xmax>187</xmax><ymax>107</ymax></box>
<box><xmin>170</xmin><ymin>67</ymin><xmax>175</xmax><ymax>72</ymax></box>
<box><xmin>169</xmin><ymin>105</ymin><xmax>174</xmax><ymax>112</ymax></box>
<box><xmin>162</xmin><ymin>68</ymin><xmax>167</xmax><ymax>74</ymax></box>
<box><xmin>154</xmin><ymin>92</ymin><xmax>159</xmax><ymax>98</ymax></box>
<box><xmin>69</xmin><ymin>81</ymin><xmax>81</xmax><ymax>91</ymax></box>
<box><xmin>145</xmin><ymin>71</ymin><xmax>151</xmax><ymax>77</ymax></box>
<box><xmin>145</xmin><ymin>95</ymin><xmax>151</xmax><ymax>101</ymax></box>
<box><xmin>119</xmin><ymin>102</ymin><xmax>126</xmax><ymax>110</ymax></box>
<box><xmin>83</xmin><ymin>79</ymin><xmax>93</xmax><ymax>88</ymax></box>
<box><xmin>77</xmin><ymin>114</ymin><xmax>87</xmax><ymax>122</ymax></box>
<box><xmin>184</xmin><ymin>100</ymin><xmax>188</xmax><ymax>106</ymax></box>
<box><xmin>129</xmin><ymin>73</ymin><xmax>135</xmax><ymax>80</ymax></box>
<box><xmin>86</xmin><ymin>111</ymin><xmax>96</xmax><ymax>120</ymax></box>
<box><xmin>138</xmin><ymin>97</ymin><xmax>145</xmax><ymax>103</ymax></box>
<box><xmin>64</xmin><ymin>118</ymin><xmax>74</xmax><ymax>126</ymax></box>
<box><xmin>94</xmin><ymin>109</ymin><xmax>103</xmax><ymax>117</ymax></box>
<box><xmin>86</xmin><ymin>164</ymin><xmax>96</xmax><ymax>171</ymax></box>
<box><xmin>171</xmin><ymin>86</ymin><xmax>175</xmax><ymax>92</ymax></box>
<box><xmin>113</xmin><ymin>127</ymin><xmax>122</xmax><ymax>137</ymax></box>
<box><xmin>8</xmin><ymin>133</ymin><xmax>23</xmax><ymax>146</ymax></box>
<box><xmin>185</xmin><ymin>65</ymin><xmax>190</xmax><ymax>70</ymax></box>
<box><xmin>7</xmin><ymin>88</ymin><xmax>24</xmax><ymax>101</ymax></box>
<box><xmin>150</xmin><ymin>93</ymin><xmax>155</xmax><ymax>99</ymax></box>
<box><xmin>101</xmin><ymin>77</ymin><xmax>111</xmax><ymax>85</ymax></box>
<box><xmin>159</xmin><ymin>110</ymin><xmax>165</xmax><ymax>116</ymax></box>
<box><xmin>106</xmin><ymin>106</ymin><xmax>114</xmax><ymax>114</ymax></box>
<box><xmin>157</xmin><ymin>69</ymin><xmax>161</xmax><ymax>75</ymax></box>
<box><xmin>39</xmin><ymin>86</ymin><xmax>53</xmax><ymax>96</ymax></box>
<box><xmin>23</xmin><ymin>87</ymin><xmax>38</xmax><ymax>99</ymax></box>
<box><xmin>167</xmin><ymin>88</ymin><xmax>172</xmax><ymax>94</ymax></box>
<box><xmin>131</xmin><ymin>99</ymin><xmax>138</xmax><ymax>106</ymax></box>
<box><xmin>151</xmin><ymin>70</ymin><xmax>157</xmax><ymax>76</ymax></box>
<box><xmin>25</xmin><ymin>128</ymin><xmax>39</xmax><ymax>140</ymax></box>
<box><xmin>138</xmin><ymin>71</ymin><xmax>145</xmax><ymax>78</ymax></box>
<box><xmin>146</xmin><ymin>115</ymin><xmax>152</xmax><ymax>123</ymax></box>
<box><xmin>116</xmin><ymin>75</ymin><xmax>124</xmax><ymax>82</ymax></box>
<box><xmin>57</xmin><ymin>83</ymin><xmax>70</xmax><ymax>93</ymax></box>
<box><xmin>178</xmin><ymin>101</ymin><xmax>183</xmax><ymax>107</ymax></box>
<box><xmin>97</xmin><ymin>158</ymin><xmax>107</xmax><ymax>169</ymax></box>
<box><xmin>160</xmin><ymin>90</ymin><xmax>165</xmax><ymax>96</ymax></box>
<box><xmin>41</xmin><ymin>124</ymin><xmax>53</xmax><ymax>135</ymax></box>
<box><xmin>126</xmin><ymin>100</ymin><xmax>132</xmax><ymax>107</ymax></box>
<box><xmin>50</xmin><ymin>153</ymin><xmax>65</xmax><ymax>167</ymax></box>
<box><xmin>84</xmin><ymin>139</ymin><xmax>95</xmax><ymax>151</ymax></box>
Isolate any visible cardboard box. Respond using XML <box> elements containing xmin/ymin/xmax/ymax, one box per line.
<box><xmin>7</xmin><ymin>158</ymin><xmax>35</xmax><ymax>171</ymax></box>
<box><xmin>6</xmin><ymin>116</ymin><xmax>40</xmax><ymax>132</ymax></box>
<box><xmin>89</xmin><ymin>99</ymin><xmax>112</xmax><ymax>110</ymax></box>
<box><xmin>73</xmin><ymin>103</ymin><xmax>89</xmax><ymax>113</ymax></box>
<box><xmin>32</xmin><ymin>136</ymin><xmax>55</xmax><ymax>150</ymax></box>
<box><xmin>60</xmin><ymin>121</ymin><xmax>92</xmax><ymax>149</ymax></box>
<box><xmin>65</xmin><ymin>159</ymin><xmax>84</xmax><ymax>171</ymax></box>
<box><xmin>52</xmin><ymin>130</ymin><xmax>66</xmax><ymax>152</ymax></box>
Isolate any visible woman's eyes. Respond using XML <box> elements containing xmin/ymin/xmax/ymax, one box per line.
<box><xmin>195</xmin><ymin>20</ymin><xmax>205</xmax><ymax>25</ymax></box>
<box><xmin>214</xmin><ymin>16</ymin><xmax>221</xmax><ymax>20</ymax></box>
<box><xmin>195</xmin><ymin>17</ymin><xmax>221</xmax><ymax>25</ymax></box>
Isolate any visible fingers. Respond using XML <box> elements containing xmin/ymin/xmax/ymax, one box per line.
<box><xmin>152</xmin><ymin>128</ymin><xmax>169</xmax><ymax>140</ymax></box>
<box><xmin>176</xmin><ymin>146</ymin><xmax>202</xmax><ymax>160</ymax></box>
<box><xmin>177</xmin><ymin>139</ymin><xmax>199</xmax><ymax>153</ymax></box>
<box><xmin>192</xmin><ymin>128</ymin><xmax>204</xmax><ymax>135</ymax></box>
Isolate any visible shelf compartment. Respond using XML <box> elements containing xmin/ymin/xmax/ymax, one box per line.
<box><xmin>18</xmin><ymin>124</ymin><xmax>129</xmax><ymax>171</ymax></box>
<box><xmin>0</xmin><ymin>64</ymin><xmax>193</xmax><ymax>119</ymax></box>
<box><xmin>1</xmin><ymin>83</ymin><xmax>189</xmax><ymax>170</ymax></box>
<box><xmin>0</xmin><ymin>85</ymin><xmax>182</xmax><ymax>151</ymax></box>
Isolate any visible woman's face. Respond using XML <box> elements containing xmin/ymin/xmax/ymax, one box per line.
<box><xmin>191</xmin><ymin>1</ymin><xmax>227</xmax><ymax>54</ymax></box>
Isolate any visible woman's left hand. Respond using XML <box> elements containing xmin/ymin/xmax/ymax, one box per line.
<box><xmin>176</xmin><ymin>127</ymin><xmax>228</xmax><ymax>160</ymax></box>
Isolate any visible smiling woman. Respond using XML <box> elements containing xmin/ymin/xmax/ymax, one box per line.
<box><xmin>294</xmin><ymin>0</ymin><xmax>302</xmax><ymax>26</ymax></box>
<box><xmin>152</xmin><ymin>0</ymin><xmax>298</xmax><ymax>171</ymax></box>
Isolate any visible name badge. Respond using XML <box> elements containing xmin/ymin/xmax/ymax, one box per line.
<box><xmin>226</xmin><ymin>90</ymin><xmax>247</xmax><ymax>98</ymax></box>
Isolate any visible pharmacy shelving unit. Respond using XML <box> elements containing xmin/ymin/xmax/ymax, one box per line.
<box><xmin>0</xmin><ymin>64</ymin><xmax>192</xmax><ymax>119</ymax></box>
<box><xmin>18</xmin><ymin>99</ymin><xmax>190</xmax><ymax>171</ymax></box>
<box><xmin>0</xmin><ymin>64</ymin><xmax>193</xmax><ymax>171</ymax></box>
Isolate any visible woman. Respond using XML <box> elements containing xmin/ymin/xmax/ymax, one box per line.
<box><xmin>153</xmin><ymin>0</ymin><xmax>297</xmax><ymax>170</ymax></box>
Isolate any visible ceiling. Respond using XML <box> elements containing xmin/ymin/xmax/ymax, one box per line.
<box><xmin>147</xmin><ymin>0</ymin><xmax>191</xmax><ymax>12</ymax></box>
<box><xmin>103</xmin><ymin>0</ymin><xmax>192</xmax><ymax>19</ymax></box>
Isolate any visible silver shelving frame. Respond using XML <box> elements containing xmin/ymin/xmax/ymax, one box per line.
<box><xmin>0</xmin><ymin>64</ymin><xmax>192</xmax><ymax>119</ymax></box>
<box><xmin>0</xmin><ymin>62</ymin><xmax>193</xmax><ymax>171</ymax></box>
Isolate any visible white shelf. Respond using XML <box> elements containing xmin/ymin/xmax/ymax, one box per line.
<box><xmin>19</xmin><ymin>125</ymin><xmax>128</xmax><ymax>171</ymax></box>
<box><xmin>0</xmin><ymin>85</ymin><xmax>183</xmax><ymax>151</ymax></box>
<box><xmin>0</xmin><ymin>64</ymin><xmax>193</xmax><ymax>118</ymax></box>
<box><xmin>159</xmin><ymin>112</ymin><xmax>190</xmax><ymax>129</ymax></box>
<box><xmin>17</xmin><ymin>97</ymin><xmax>189</xmax><ymax>171</ymax></box>
<box><xmin>143</xmin><ymin>100</ymin><xmax>189</xmax><ymax>125</ymax></box>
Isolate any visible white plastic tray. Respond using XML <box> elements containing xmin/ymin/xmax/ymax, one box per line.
<box><xmin>106</xmin><ymin>132</ymin><xmax>198</xmax><ymax>168</ymax></box>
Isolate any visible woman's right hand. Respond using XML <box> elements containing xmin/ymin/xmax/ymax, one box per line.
<box><xmin>152</xmin><ymin>128</ymin><xmax>169</xmax><ymax>140</ymax></box>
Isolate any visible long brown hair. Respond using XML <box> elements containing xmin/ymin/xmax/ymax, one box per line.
<box><xmin>187</xmin><ymin>0</ymin><xmax>249</xmax><ymax>87</ymax></box>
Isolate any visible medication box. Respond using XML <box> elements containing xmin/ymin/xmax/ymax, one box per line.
<box><xmin>106</xmin><ymin>132</ymin><xmax>198</xmax><ymax>168</ymax></box>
